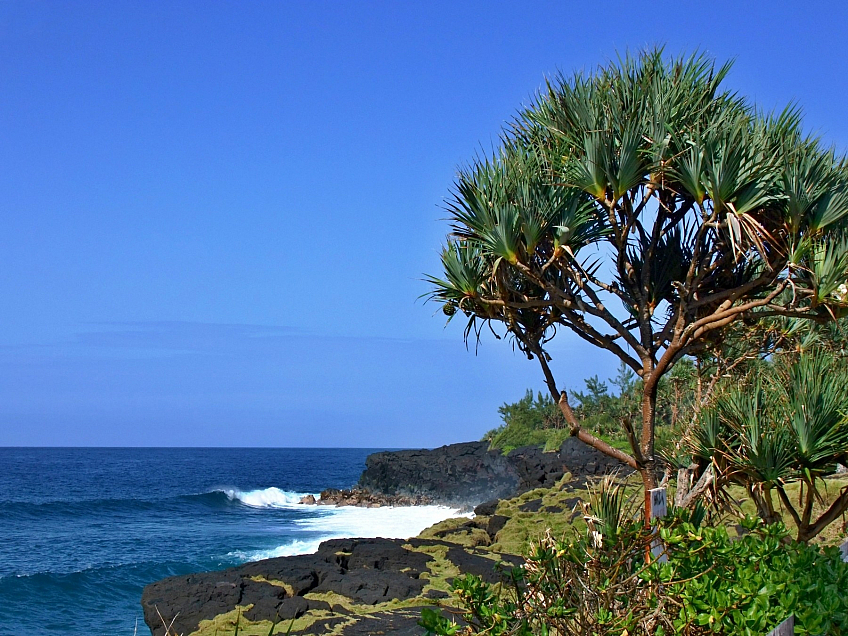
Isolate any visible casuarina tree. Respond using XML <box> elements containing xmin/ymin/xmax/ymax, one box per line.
<box><xmin>426</xmin><ymin>49</ymin><xmax>848</xmax><ymax>511</ymax></box>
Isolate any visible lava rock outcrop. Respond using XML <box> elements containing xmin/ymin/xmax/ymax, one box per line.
<box><xmin>358</xmin><ymin>438</ymin><xmax>629</xmax><ymax>506</ymax></box>
<box><xmin>141</xmin><ymin>537</ymin><xmax>519</xmax><ymax>636</ymax></box>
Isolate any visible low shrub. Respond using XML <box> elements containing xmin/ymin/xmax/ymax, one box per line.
<box><xmin>421</xmin><ymin>512</ymin><xmax>848</xmax><ymax>635</ymax></box>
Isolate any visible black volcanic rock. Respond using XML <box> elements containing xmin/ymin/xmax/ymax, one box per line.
<box><xmin>141</xmin><ymin>570</ymin><xmax>244</xmax><ymax>635</ymax></box>
<box><xmin>486</xmin><ymin>514</ymin><xmax>509</xmax><ymax>539</ymax></box>
<box><xmin>473</xmin><ymin>499</ymin><xmax>500</xmax><ymax>516</ymax></box>
<box><xmin>141</xmin><ymin>538</ymin><xmax>426</xmax><ymax>636</ymax></box>
<box><xmin>558</xmin><ymin>437</ymin><xmax>627</xmax><ymax>476</ymax></box>
<box><xmin>506</xmin><ymin>445</ymin><xmax>566</xmax><ymax>490</ymax></box>
<box><xmin>358</xmin><ymin>438</ymin><xmax>629</xmax><ymax>506</ymax></box>
<box><xmin>358</xmin><ymin>442</ymin><xmax>518</xmax><ymax>506</ymax></box>
<box><xmin>444</xmin><ymin>546</ymin><xmax>522</xmax><ymax>583</ymax></box>
<box><xmin>321</xmin><ymin>610</ymin><xmax>434</xmax><ymax>636</ymax></box>
<box><xmin>314</xmin><ymin>487</ymin><xmax>432</xmax><ymax>507</ymax></box>
<box><xmin>519</xmin><ymin>498</ymin><xmax>543</xmax><ymax>512</ymax></box>
<box><xmin>141</xmin><ymin>537</ymin><xmax>519</xmax><ymax>636</ymax></box>
<box><xmin>141</xmin><ymin>438</ymin><xmax>629</xmax><ymax>635</ymax></box>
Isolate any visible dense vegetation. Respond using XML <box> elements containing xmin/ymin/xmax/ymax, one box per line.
<box><xmin>421</xmin><ymin>508</ymin><xmax>848</xmax><ymax>635</ymax></box>
<box><xmin>485</xmin><ymin>361</ymin><xmax>695</xmax><ymax>454</ymax></box>
<box><xmin>690</xmin><ymin>351</ymin><xmax>848</xmax><ymax>541</ymax></box>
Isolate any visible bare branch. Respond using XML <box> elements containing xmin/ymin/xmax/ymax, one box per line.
<box><xmin>557</xmin><ymin>392</ymin><xmax>639</xmax><ymax>470</ymax></box>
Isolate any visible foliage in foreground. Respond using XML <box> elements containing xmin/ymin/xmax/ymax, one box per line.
<box><xmin>421</xmin><ymin>510</ymin><xmax>848</xmax><ymax>635</ymax></box>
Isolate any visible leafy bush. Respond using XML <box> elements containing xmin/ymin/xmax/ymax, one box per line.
<box><xmin>658</xmin><ymin>519</ymin><xmax>848</xmax><ymax>634</ymax></box>
<box><xmin>421</xmin><ymin>512</ymin><xmax>848</xmax><ymax>635</ymax></box>
<box><xmin>485</xmin><ymin>361</ymin><xmax>696</xmax><ymax>454</ymax></box>
<box><xmin>485</xmin><ymin>389</ymin><xmax>564</xmax><ymax>452</ymax></box>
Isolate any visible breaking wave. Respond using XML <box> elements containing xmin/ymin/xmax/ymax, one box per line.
<box><xmin>215</xmin><ymin>487</ymin><xmax>314</xmax><ymax>508</ymax></box>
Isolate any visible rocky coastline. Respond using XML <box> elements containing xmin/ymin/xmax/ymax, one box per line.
<box><xmin>299</xmin><ymin>488</ymin><xmax>434</xmax><ymax>508</ymax></box>
<box><xmin>358</xmin><ymin>438</ymin><xmax>629</xmax><ymax>505</ymax></box>
<box><xmin>141</xmin><ymin>438</ymin><xmax>627</xmax><ymax>635</ymax></box>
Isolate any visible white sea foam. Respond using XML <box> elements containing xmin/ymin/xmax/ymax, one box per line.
<box><xmin>231</xmin><ymin>503</ymin><xmax>468</xmax><ymax>562</ymax></box>
<box><xmin>228</xmin><ymin>539</ymin><xmax>323</xmax><ymax>561</ymax></box>
<box><xmin>221</xmin><ymin>487</ymin><xmax>315</xmax><ymax>508</ymax></box>
<box><xmin>295</xmin><ymin>504</ymin><xmax>467</xmax><ymax>538</ymax></box>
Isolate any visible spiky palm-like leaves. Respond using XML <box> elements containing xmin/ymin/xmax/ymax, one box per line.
<box><xmin>582</xmin><ymin>474</ymin><xmax>634</xmax><ymax>548</ymax></box>
<box><xmin>427</xmin><ymin>48</ymin><xmax>848</xmax><ymax>503</ymax></box>
<box><xmin>690</xmin><ymin>352</ymin><xmax>848</xmax><ymax>541</ymax></box>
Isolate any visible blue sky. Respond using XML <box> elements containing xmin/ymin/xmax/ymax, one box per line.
<box><xmin>1</xmin><ymin>1</ymin><xmax>846</xmax><ymax>447</ymax></box>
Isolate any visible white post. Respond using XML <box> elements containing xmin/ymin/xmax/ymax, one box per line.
<box><xmin>648</xmin><ymin>487</ymin><xmax>667</xmax><ymax>563</ymax></box>
<box><xmin>766</xmin><ymin>615</ymin><xmax>794</xmax><ymax>636</ymax></box>
<box><xmin>648</xmin><ymin>487</ymin><xmax>667</xmax><ymax>518</ymax></box>
<box><xmin>840</xmin><ymin>538</ymin><xmax>848</xmax><ymax>562</ymax></box>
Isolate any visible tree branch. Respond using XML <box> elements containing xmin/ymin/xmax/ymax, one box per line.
<box><xmin>677</xmin><ymin>465</ymin><xmax>713</xmax><ymax>508</ymax></box>
<box><xmin>775</xmin><ymin>484</ymin><xmax>803</xmax><ymax>530</ymax></box>
<box><xmin>684</xmin><ymin>281</ymin><xmax>789</xmax><ymax>342</ymax></box>
<box><xmin>803</xmin><ymin>485</ymin><xmax>848</xmax><ymax>541</ymax></box>
<box><xmin>557</xmin><ymin>392</ymin><xmax>639</xmax><ymax>470</ymax></box>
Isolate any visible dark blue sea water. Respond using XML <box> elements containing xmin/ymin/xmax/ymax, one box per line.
<box><xmin>0</xmin><ymin>448</ymin><xmax>457</xmax><ymax>636</ymax></box>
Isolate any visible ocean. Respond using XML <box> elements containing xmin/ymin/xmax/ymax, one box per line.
<box><xmin>0</xmin><ymin>448</ymin><xmax>461</xmax><ymax>636</ymax></box>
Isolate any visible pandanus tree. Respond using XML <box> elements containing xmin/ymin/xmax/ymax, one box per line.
<box><xmin>426</xmin><ymin>50</ymin><xmax>848</xmax><ymax>511</ymax></box>
<box><xmin>691</xmin><ymin>353</ymin><xmax>848</xmax><ymax>542</ymax></box>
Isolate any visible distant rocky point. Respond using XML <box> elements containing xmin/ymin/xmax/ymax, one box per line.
<box><xmin>357</xmin><ymin>438</ymin><xmax>629</xmax><ymax>506</ymax></box>
<box><xmin>292</xmin><ymin>439</ymin><xmax>628</xmax><ymax>509</ymax></box>
<box><xmin>299</xmin><ymin>488</ymin><xmax>433</xmax><ymax>507</ymax></box>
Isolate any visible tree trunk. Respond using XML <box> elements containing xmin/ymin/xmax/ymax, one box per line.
<box><xmin>749</xmin><ymin>485</ymin><xmax>781</xmax><ymax>525</ymax></box>
<box><xmin>674</xmin><ymin>466</ymin><xmax>693</xmax><ymax>506</ymax></box>
<box><xmin>676</xmin><ymin>465</ymin><xmax>713</xmax><ymax>508</ymax></box>
<box><xmin>641</xmin><ymin>469</ymin><xmax>658</xmax><ymax>525</ymax></box>
<box><xmin>640</xmin><ymin>374</ymin><xmax>660</xmax><ymax>521</ymax></box>
<box><xmin>549</xmin><ymin>366</ymin><xmax>662</xmax><ymax>523</ymax></box>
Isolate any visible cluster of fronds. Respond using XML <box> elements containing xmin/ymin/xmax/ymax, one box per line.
<box><xmin>690</xmin><ymin>351</ymin><xmax>848</xmax><ymax>541</ymax></box>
